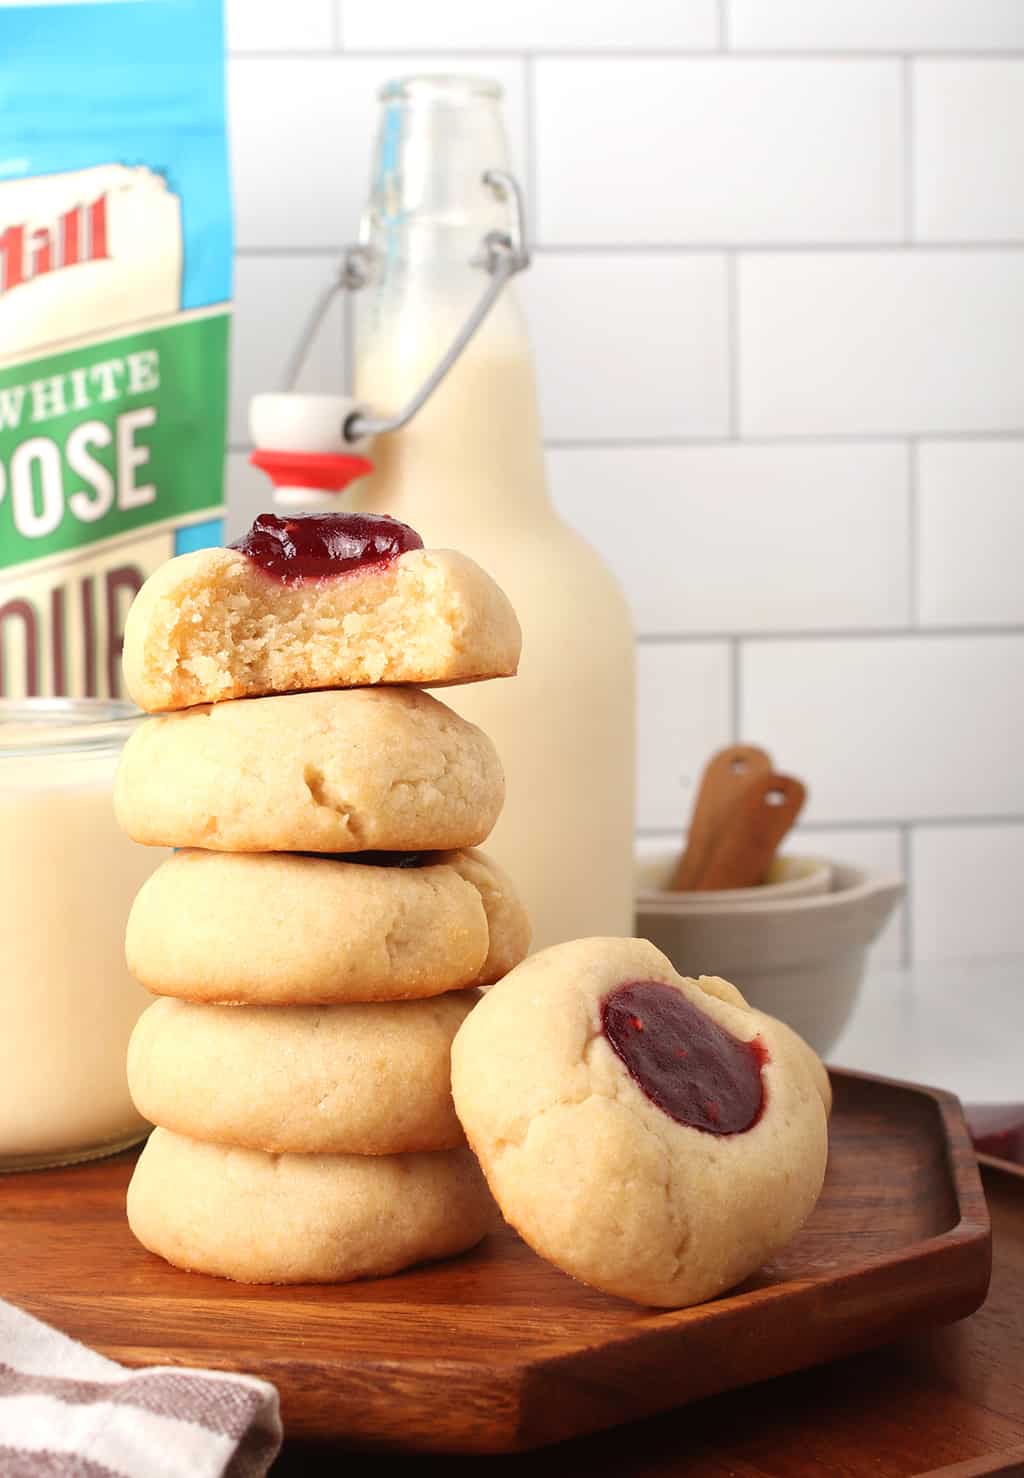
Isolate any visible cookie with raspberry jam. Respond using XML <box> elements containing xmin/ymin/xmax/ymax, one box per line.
<box><xmin>123</xmin><ymin>512</ymin><xmax>521</xmax><ymax>713</ymax></box>
<box><xmin>451</xmin><ymin>936</ymin><xmax>829</xmax><ymax>1308</ymax></box>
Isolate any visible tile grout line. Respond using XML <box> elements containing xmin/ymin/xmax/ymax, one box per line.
<box><xmin>540</xmin><ymin>430</ymin><xmax>1024</xmax><ymax>447</ymax></box>
<box><xmin>342</xmin><ymin>279</ymin><xmax>354</xmax><ymax>394</ymax></box>
<box><xmin>900</xmin><ymin>825</ymin><xmax>915</xmax><ymax>965</ymax></box>
<box><xmin>226</xmin><ymin>48</ymin><xmax>1024</xmax><ymax>61</ymax></box>
<box><xmin>333</xmin><ymin>0</ymin><xmax>343</xmax><ymax>51</ymax></box>
<box><xmin>726</xmin><ymin>252</ymin><xmax>740</xmax><ymax>438</ymax></box>
<box><xmin>632</xmin><ymin>625</ymin><xmax>1024</xmax><ymax>644</ymax></box>
<box><xmin>234</xmin><ymin>241</ymin><xmax>1024</xmax><ymax>256</ymax></box>
<box><xmin>717</xmin><ymin>0</ymin><xmax>728</xmax><ymax>51</ymax></box>
<box><xmin>230</xmin><ymin>427</ymin><xmax>1024</xmax><ymax>448</ymax></box>
<box><xmin>524</xmin><ymin>53</ymin><xmax>539</xmax><ymax>239</ymax></box>
<box><xmin>636</xmin><ymin>815</ymin><xmax>1024</xmax><ymax>836</ymax></box>
<box><xmin>902</xmin><ymin>57</ymin><xmax>915</xmax><ymax>243</ymax></box>
<box><xmin>530</xmin><ymin>241</ymin><xmax>1024</xmax><ymax>253</ymax></box>
<box><xmin>907</xmin><ymin>440</ymin><xmax>920</xmax><ymax>627</ymax></box>
<box><xmin>729</xmin><ymin>639</ymin><xmax>742</xmax><ymax>742</ymax></box>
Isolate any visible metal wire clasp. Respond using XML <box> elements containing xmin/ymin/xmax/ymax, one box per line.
<box><xmin>280</xmin><ymin>169</ymin><xmax>531</xmax><ymax>445</ymax></box>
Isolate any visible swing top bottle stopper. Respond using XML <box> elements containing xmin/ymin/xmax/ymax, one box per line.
<box><xmin>248</xmin><ymin>169</ymin><xmax>530</xmax><ymax>510</ymax></box>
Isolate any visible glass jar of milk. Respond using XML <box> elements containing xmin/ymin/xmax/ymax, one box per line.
<box><xmin>0</xmin><ymin>701</ymin><xmax>156</xmax><ymax>1170</ymax></box>
<box><xmin>352</xmin><ymin>75</ymin><xmax>635</xmax><ymax>951</ymax></box>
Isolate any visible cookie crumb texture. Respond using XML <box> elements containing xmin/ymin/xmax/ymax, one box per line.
<box><xmin>125</xmin><ymin>847</ymin><xmax>529</xmax><ymax>1004</ymax></box>
<box><xmin>122</xmin><ymin>544</ymin><xmax>522</xmax><ymax>712</ymax></box>
<box><xmin>114</xmin><ymin>687</ymin><xmax>505</xmax><ymax>854</ymax></box>
<box><xmin>450</xmin><ymin>937</ymin><xmax>829</xmax><ymax>1309</ymax></box>
<box><xmin>127</xmin><ymin>1129</ymin><xmax>496</xmax><ymax>1284</ymax></box>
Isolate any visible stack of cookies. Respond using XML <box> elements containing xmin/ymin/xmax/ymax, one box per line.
<box><xmin>113</xmin><ymin>512</ymin><xmax>530</xmax><ymax>1285</ymax></box>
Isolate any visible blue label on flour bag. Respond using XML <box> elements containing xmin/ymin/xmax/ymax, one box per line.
<box><xmin>0</xmin><ymin>0</ymin><xmax>232</xmax><ymax>698</ymax></box>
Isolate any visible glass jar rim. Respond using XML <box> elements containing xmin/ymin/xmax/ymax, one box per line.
<box><xmin>0</xmin><ymin>698</ymin><xmax>141</xmax><ymax>756</ymax></box>
<box><xmin>378</xmin><ymin>74</ymin><xmax>503</xmax><ymax>104</ymax></box>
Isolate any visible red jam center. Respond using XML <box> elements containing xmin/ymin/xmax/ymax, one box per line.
<box><xmin>230</xmin><ymin>512</ymin><xmax>423</xmax><ymax>586</ymax></box>
<box><xmin>601</xmin><ymin>980</ymin><xmax>768</xmax><ymax>1135</ymax></box>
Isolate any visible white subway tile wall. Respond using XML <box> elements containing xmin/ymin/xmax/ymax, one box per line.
<box><xmin>912</xmin><ymin>825</ymin><xmax>1024</xmax><ymax>962</ymax></box>
<box><xmin>741</xmin><ymin>635</ymin><xmax>1024</xmax><ymax>822</ymax></box>
<box><xmin>230</xmin><ymin>255</ymin><xmax>347</xmax><ymax>445</ymax></box>
<box><xmin>738</xmin><ymin>253</ymin><xmax>1024</xmax><ymax>436</ymax></box>
<box><xmin>726</xmin><ymin>0</ymin><xmax>1024</xmax><ymax>53</ymax></box>
<box><xmin>229</xmin><ymin>54</ymin><xmax>527</xmax><ymax>248</ymax></box>
<box><xmin>534</xmin><ymin>59</ymin><xmax>903</xmax><ymax>246</ymax></box>
<box><xmin>547</xmin><ymin>444</ymin><xmax>910</xmax><ymax>633</ymax></box>
<box><xmin>225</xmin><ymin>0</ymin><xmax>1024</xmax><ymax>964</ymax></box>
<box><xmin>914</xmin><ymin>60</ymin><xmax>1024</xmax><ymax>241</ymax></box>
<box><xmin>636</xmin><ymin>644</ymin><xmax>732</xmax><ymax>833</ymax></box>
<box><xmin>523</xmin><ymin>255</ymin><xmax>730</xmax><ymax>440</ymax></box>
<box><xmin>227</xmin><ymin>0</ymin><xmax>335</xmax><ymax>52</ymax></box>
<box><xmin>336</xmin><ymin>0</ymin><xmax>720</xmax><ymax>52</ymax></box>
<box><xmin>917</xmin><ymin>442</ymin><xmax>1024</xmax><ymax>626</ymax></box>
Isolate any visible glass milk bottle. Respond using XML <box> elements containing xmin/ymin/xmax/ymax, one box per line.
<box><xmin>351</xmin><ymin>75</ymin><xmax>634</xmax><ymax>950</ymax></box>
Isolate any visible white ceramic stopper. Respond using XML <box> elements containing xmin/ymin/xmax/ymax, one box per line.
<box><xmin>249</xmin><ymin>392</ymin><xmax>373</xmax><ymax>456</ymax></box>
<box><xmin>271</xmin><ymin>487</ymin><xmax>341</xmax><ymax>510</ymax></box>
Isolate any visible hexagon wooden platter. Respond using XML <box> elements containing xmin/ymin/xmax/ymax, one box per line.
<box><xmin>0</xmin><ymin>1070</ymin><xmax>990</xmax><ymax>1455</ymax></box>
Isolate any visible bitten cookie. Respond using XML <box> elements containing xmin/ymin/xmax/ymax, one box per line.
<box><xmin>127</xmin><ymin>993</ymin><xmax>477</xmax><ymax>1154</ymax></box>
<box><xmin>125</xmin><ymin>847</ymin><xmax>528</xmax><ymax>1003</ymax></box>
<box><xmin>122</xmin><ymin>514</ymin><xmax>521</xmax><ymax>712</ymax></box>
<box><xmin>114</xmin><ymin>687</ymin><xmax>503</xmax><ymax>853</ymax></box>
<box><xmin>451</xmin><ymin>937</ymin><xmax>829</xmax><ymax>1309</ymax></box>
<box><xmin>127</xmin><ymin>1130</ymin><xmax>495</xmax><ymax>1284</ymax></box>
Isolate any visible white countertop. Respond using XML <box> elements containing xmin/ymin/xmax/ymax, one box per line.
<box><xmin>829</xmin><ymin>955</ymin><xmax>1023</xmax><ymax>1107</ymax></box>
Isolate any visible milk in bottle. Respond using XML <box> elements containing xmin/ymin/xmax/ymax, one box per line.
<box><xmin>352</xmin><ymin>76</ymin><xmax>635</xmax><ymax>950</ymax></box>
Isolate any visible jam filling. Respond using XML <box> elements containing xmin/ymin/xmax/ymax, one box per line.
<box><xmin>230</xmin><ymin>511</ymin><xmax>423</xmax><ymax>586</ymax></box>
<box><xmin>601</xmin><ymin>980</ymin><xmax>767</xmax><ymax>1135</ymax></box>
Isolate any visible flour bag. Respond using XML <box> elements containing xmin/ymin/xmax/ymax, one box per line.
<box><xmin>0</xmin><ymin>0</ymin><xmax>231</xmax><ymax>698</ymax></box>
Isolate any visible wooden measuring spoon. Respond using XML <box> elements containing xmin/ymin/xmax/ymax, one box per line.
<box><xmin>670</xmin><ymin>744</ymin><xmax>772</xmax><ymax>890</ymax></box>
<box><xmin>691</xmin><ymin>771</ymin><xmax>806</xmax><ymax>891</ymax></box>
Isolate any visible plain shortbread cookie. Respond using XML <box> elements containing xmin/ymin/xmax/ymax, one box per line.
<box><xmin>127</xmin><ymin>992</ymin><xmax>477</xmax><ymax>1154</ymax></box>
<box><xmin>114</xmin><ymin>687</ymin><xmax>503</xmax><ymax>853</ymax></box>
<box><xmin>125</xmin><ymin>847</ymin><xmax>529</xmax><ymax>1003</ymax></box>
<box><xmin>127</xmin><ymin>1129</ymin><xmax>495</xmax><ymax>1284</ymax></box>
<box><xmin>450</xmin><ymin>937</ymin><xmax>829</xmax><ymax>1309</ymax></box>
<box><xmin>122</xmin><ymin>545</ymin><xmax>522</xmax><ymax>712</ymax></box>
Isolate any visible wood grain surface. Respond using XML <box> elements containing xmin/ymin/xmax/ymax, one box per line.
<box><xmin>276</xmin><ymin>1158</ymin><xmax>1024</xmax><ymax>1476</ymax></box>
<box><xmin>0</xmin><ymin>1072</ymin><xmax>992</xmax><ymax>1459</ymax></box>
<box><xmin>670</xmin><ymin>744</ymin><xmax>772</xmax><ymax>889</ymax></box>
<box><xmin>693</xmin><ymin>770</ymin><xmax>806</xmax><ymax>890</ymax></box>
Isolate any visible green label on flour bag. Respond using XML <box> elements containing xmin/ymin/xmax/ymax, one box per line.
<box><xmin>0</xmin><ymin>317</ymin><xmax>230</xmax><ymax>568</ymax></box>
<box><xmin>0</xmin><ymin>1</ymin><xmax>232</xmax><ymax>699</ymax></box>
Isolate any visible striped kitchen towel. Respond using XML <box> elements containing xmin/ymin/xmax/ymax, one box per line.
<box><xmin>0</xmin><ymin>1300</ymin><xmax>282</xmax><ymax>1477</ymax></box>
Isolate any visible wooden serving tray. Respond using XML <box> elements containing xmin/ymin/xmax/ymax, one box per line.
<box><xmin>0</xmin><ymin>1070</ymin><xmax>991</xmax><ymax>1456</ymax></box>
<box><xmin>278</xmin><ymin>1158</ymin><xmax>1024</xmax><ymax>1475</ymax></box>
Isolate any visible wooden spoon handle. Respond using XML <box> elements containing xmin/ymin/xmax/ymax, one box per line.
<box><xmin>692</xmin><ymin>771</ymin><xmax>807</xmax><ymax>892</ymax></box>
<box><xmin>670</xmin><ymin>744</ymin><xmax>773</xmax><ymax>890</ymax></box>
